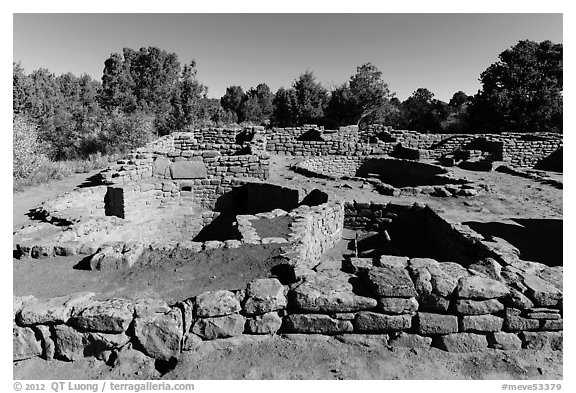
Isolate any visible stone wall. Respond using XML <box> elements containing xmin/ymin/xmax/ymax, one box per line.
<box><xmin>266</xmin><ymin>124</ymin><xmax>562</xmax><ymax>169</ymax></box>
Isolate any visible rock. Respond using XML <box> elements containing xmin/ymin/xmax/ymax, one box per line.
<box><xmin>31</xmin><ymin>243</ymin><xmax>54</xmax><ymax>258</ymax></box>
<box><xmin>331</xmin><ymin>313</ymin><xmax>356</xmax><ymax>320</ymax></box>
<box><xmin>505</xmin><ymin>315</ymin><xmax>540</xmax><ymax>331</ymax></box>
<box><xmin>436</xmin><ymin>333</ymin><xmax>488</xmax><ymax>352</ymax></box>
<box><xmin>192</xmin><ymin>314</ymin><xmax>246</xmax><ymax>340</ymax></box>
<box><xmin>377</xmin><ymin>297</ymin><xmax>418</xmax><ymax>314</ymax></box>
<box><xmin>243</xmin><ymin>278</ymin><xmax>287</xmax><ymax>315</ymax></box>
<box><xmin>354</xmin><ymin>311</ymin><xmax>412</xmax><ymax>333</ymax></box>
<box><xmin>461</xmin><ymin>315</ymin><xmax>504</xmax><ymax>332</ymax></box>
<box><xmin>453</xmin><ymin>299</ymin><xmax>504</xmax><ymax>315</ymax></box>
<box><xmin>152</xmin><ymin>156</ymin><xmax>171</xmax><ymax>177</ymax></box>
<box><xmin>121</xmin><ymin>243</ymin><xmax>145</xmax><ymax>268</ymax></box>
<box><xmin>246</xmin><ymin>312</ymin><xmax>283</xmax><ymax>334</ymax></box>
<box><xmin>53</xmin><ymin>325</ymin><xmax>87</xmax><ymax>361</ymax></box>
<box><xmin>13</xmin><ymin>326</ymin><xmax>42</xmax><ymax>361</ymax></box>
<box><xmin>261</xmin><ymin>237</ymin><xmax>288</xmax><ymax>244</ymax></box>
<box><xmin>17</xmin><ymin>292</ymin><xmax>95</xmax><ymax>325</ymax></box>
<box><xmin>169</xmin><ymin>161</ymin><xmax>207</xmax><ymax>179</ymax></box>
<box><xmin>133</xmin><ymin>308</ymin><xmax>183</xmax><ymax>361</ymax></box>
<box><xmin>541</xmin><ymin>319</ymin><xmax>563</xmax><ymax>331</ymax></box>
<box><xmin>133</xmin><ymin>298</ymin><xmax>171</xmax><ymax>318</ymax></box>
<box><xmin>195</xmin><ymin>290</ymin><xmax>241</xmax><ymax>317</ymax></box>
<box><xmin>520</xmin><ymin>331</ymin><xmax>562</xmax><ymax>351</ymax></box>
<box><xmin>523</xmin><ymin>274</ymin><xmax>562</xmax><ymax>307</ymax></box>
<box><xmin>32</xmin><ymin>325</ymin><xmax>55</xmax><ymax>359</ymax></box>
<box><xmin>363</xmin><ymin>266</ymin><xmax>417</xmax><ymax>298</ymax></box>
<box><xmin>503</xmin><ymin>289</ymin><xmax>534</xmax><ymax>310</ymax></box>
<box><xmin>224</xmin><ymin>239</ymin><xmax>242</xmax><ymax>249</ymax></box>
<box><xmin>70</xmin><ymin>298</ymin><xmax>134</xmax><ymax>333</ymax></box>
<box><xmin>285</xmin><ymin>314</ymin><xmax>353</xmax><ymax>334</ymax></box>
<box><xmin>13</xmin><ymin>295</ymin><xmax>37</xmax><ymax>320</ymax></box>
<box><xmin>525</xmin><ymin>311</ymin><xmax>561</xmax><ymax>320</ymax></box>
<box><xmin>418</xmin><ymin>293</ymin><xmax>450</xmax><ymax>312</ymax></box>
<box><xmin>468</xmin><ymin>258</ymin><xmax>503</xmax><ymax>281</ymax></box>
<box><xmin>182</xmin><ymin>333</ymin><xmax>203</xmax><ymax>351</ymax></box>
<box><xmin>378</xmin><ymin>255</ymin><xmax>408</xmax><ymax>269</ymax></box>
<box><xmin>389</xmin><ymin>332</ymin><xmax>432</xmax><ymax>349</ymax></box>
<box><xmin>291</xmin><ymin>272</ymin><xmax>377</xmax><ymax>313</ymax></box>
<box><xmin>203</xmin><ymin>240</ymin><xmax>224</xmax><ymax>250</ymax></box>
<box><xmin>488</xmin><ymin>332</ymin><xmax>522</xmax><ymax>350</ymax></box>
<box><xmin>455</xmin><ymin>275</ymin><xmax>509</xmax><ymax>299</ymax></box>
<box><xmin>417</xmin><ymin>312</ymin><xmax>458</xmax><ymax>335</ymax></box>
<box><xmin>54</xmin><ymin>242</ymin><xmax>79</xmax><ymax>256</ymax></box>
<box><xmin>346</xmin><ymin>257</ymin><xmax>374</xmax><ymax>273</ymax></box>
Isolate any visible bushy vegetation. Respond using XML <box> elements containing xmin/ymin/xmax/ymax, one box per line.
<box><xmin>13</xmin><ymin>40</ymin><xmax>562</xmax><ymax>186</ymax></box>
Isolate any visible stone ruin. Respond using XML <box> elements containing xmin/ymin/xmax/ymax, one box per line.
<box><xmin>13</xmin><ymin>125</ymin><xmax>563</xmax><ymax>365</ymax></box>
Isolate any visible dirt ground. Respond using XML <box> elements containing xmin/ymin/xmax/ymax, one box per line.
<box><xmin>12</xmin><ymin>154</ymin><xmax>563</xmax><ymax>380</ymax></box>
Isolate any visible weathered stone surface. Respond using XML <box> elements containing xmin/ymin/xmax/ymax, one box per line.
<box><xmin>17</xmin><ymin>292</ymin><xmax>95</xmax><ymax>325</ymax></box>
<box><xmin>33</xmin><ymin>325</ymin><xmax>55</xmax><ymax>359</ymax></box>
<box><xmin>541</xmin><ymin>319</ymin><xmax>563</xmax><ymax>331</ymax></box>
<box><xmin>246</xmin><ymin>312</ymin><xmax>283</xmax><ymax>334</ymax></box>
<box><xmin>488</xmin><ymin>332</ymin><xmax>522</xmax><ymax>350</ymax></box>
<box><xmin>505</xmin><ymin>315</ymin><xmax>540</xmax><ymax>331</ymax></box>
<box><xmin>31</xmin><ymin>243</ymin><xmax>55</xmax><ymax>258</ymax></box>
<box><xmin>285</xmin><ymin>314</ymin><xmax>353</xmax><ymax>334</ymax></box>
<box><xmin>526</xmin><ymin>311</ymin><xmax>561</xmax><ymax>320</ymax></box>
<box><xmin>503</xmin><ymin>289</ymin><xmax>534</xmax><ymax>310</ymax></box>
<box><xmin>195</xmin><ymin>290</ymin><xmax>241</xmax><ymax>317</ymax></box>
<box><xmin>169</xmin><ymin>161</ymin><xmax>207</xmax><ymax>179</ymax></box>
<box><xmin>409</xmin><ymin>259</ymin><xmax>463</xmax><ymax>298</ymax></box>
<box><xmin>13</xmin><ymin>326</ymin><xmax>42</xmax><ymax>361</ymax></box>
<box><xmin>354</xmin><ymin>311</ymin><xmax>412</xmax><ymax>333</ymax></box>
<box><xmin>418</xmin><ymin>293</ymin><xmax>450</xmax><ymax>312</ymax></box>
<box><xmin>417</xmin><ymin>312</ymin><xmax>458</xmax><ymax>335</ymax></box>
<box><xmin>70</xmin><ymin>298</ymin><xmax>134</xmax><ymax>333</ymax></box>
<box><xmin>377</xmin><ymin>297</ymin><xmax>418</xmax><ymax>314</ymax></box>
<box><xmin>133</xmin><ymin>308</ymin><xmax>183</xmax><ymax>361</ymax></box>
<box><xmin>436</xmin><ymin>333</ymin><xmax>488</xmax><ymax>352</ymax></box>
<box><xmin>182</xmin><ymin>333</ymin><xmax>203</xmax><ymax>351</ymax></box>
<box><xmin>53</xmin><ymin>325</ymin><xmax>87</xmax><ymax>361</ymax></box>
<box><xmin>454</xmin><ymin>299</ymin><xmax>504</xmax><ymax>315</ymax></box>
<box><xmin>291</xmin><ymin>272</ymin><xmax>377</xmax><ymax>313</ymax></box>
<box><xmin>13</xmin><ymin>295</ymin><xmax>37</xmax><ymax>320</ymax></box>
<box><xmin>346</xmin><ymin>257</ymin><xmax>374</xmax><ymax>273</ymax></box>
<box><xmin>389</xmin><ymin>332</ymin><xmax>432</xmax><ymax>349</ymax></box>
<box><xmin>244</xmin><ymin>278</ymin><xmax>287</xmax><ymax>315</ymax></box>
<box><xmin>378</xmin><ymin>255</ymin><xmax>408</xmax><ymax>269</ymax></box>
<box><xmin>192</xmin><ymin>314</ymin><xmax>246</xmax><ymax>340</ymax></box>
<box><xmin>461</xmin><ymin>315</ymin><xmax>504</xmax><ymax>332</ymax></box>
<box><xmin>364</xmin><ymin>266</ymin><xmax>417</xmax><ymax>298</ymax></box>
<box><xmin>523</xmin><ymin>274</ymin><xmax>562</xmax><ymax>307</ymax></box>
<box><xmin>152</xmin><ymin>156</ymin><xmax>171</xmax><ymax>177</ymax></box>
<box><xmin>203</xmin><ymin>240</ymin><xmax>224</xmax><ymax>250</ymax></box>
<box><xmin>133</xmin><ymin>298</ymin><xmax>171</xmax><ymax>318</ymax></box>
<box><xmin>468</xmin><ymin>258</ymin><xmax>503</xmax><ymax>281</ymax></box>
<box><xmin>520</xmin><ymin>331</ymin><xmax>562</xmax><ymax>351</ymax></box>
<box><xmin>334</xmin><ymin>334</ymin><xmax>388</xmax><ymax>347</ymax></box>
<box><xmin>455</xmin><ymin>276</ymin><xmax>509</xmax><ymax>299</ymax></box>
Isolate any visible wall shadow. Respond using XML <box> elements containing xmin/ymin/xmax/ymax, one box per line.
<box><xmin>462</xmin><ymin>218</ymin><xmax>562</xmax><ymax>266</ymax></box>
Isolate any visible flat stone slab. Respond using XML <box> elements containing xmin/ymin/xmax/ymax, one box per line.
<box><xmin>523</xmin><ymin>274</ymin><xmax>562</xmax><ymax>307</ymax></box>
<box><xmin>455</xmin><ymin>275</ymin><xmax>509</xmax><ymax>299</ymax></box>
<box><xmin>520</xmin><ymin>331</ymin><xmax>562</xmax><ymax>351</ymax></box>
<box><xmin>285</xmin><ymin>314</ymin><xmax>353</xmax><ymax>334</ymax></box>
<box><xmin>192</xmin><ymin>314</ymin><xmax>245</xmax><ymax>340</ymax></box>
<box><xmin>417</xmin><ymin>312</ymin><xmax>458</xmax><ymax>335</ymax></box>
<box><xmin>377</xmin><ymin>297</ymin><xmax>418</xmax><ymax>314</ymax></box>
<box><xmin>291</xmin><ymin>272</ymin><xmax>377</xmax><ymax>313</ymax></box>
<box><xmin>436</xmin><ymin>333</ymin><xmax>488</xmax><ymax>352</ymax></box>
<box><xmin>69</xmin><ymin>298</ymin><xmax>135</xmax><ymax>333</ymax></box>
<box><xmin>195</xmin><ymin>290</ymin><xmax>241</xmax><ymax>317</ymax></box>
<box><xmin>488</xmin><ymin>332</ymin><xmax>522</xmax><ymax>350</ymax></box>
<box><xmin>243</xmin><ymin>278</ymin><xmax>287</xmax><ymax>315</ymax></box>
<box><xmin>389</xmin><ymin>332</ymin><xmax>432</xmax><ymax>349</ymax></box>
<box><xmin>246</xmin><ymin>312</ymin><xmax>283</xmax><ymax>334</ymax></box>
<box><xmin>354</xmin><ymin>311</ymin><xmax>412</xmax><ymax>333</ymax></box>
<box><xmin>169</xmin><ymin>161</ymin><xmax>207</xmax><ymax>179</ymax></box>
<box><xmin>17</xmin><ymin>292</ymin><xmax>96</xmax><ymax>325</ymax></box>
<box><xmin>363</xmin><ymin>266</ymin><xmax>417</xmax><ymax>298</ymax></box>
<box><xmin>454</xmin><ymin>298</ymin><xmax>504</xmax><ymax>315</ymax></box>
<box><xmin>461</xmin><ymin>315</ymin><xmax>504</xmax><ymax>332</ymax></box>
<box><xmin>13</xmin><ymin>326</ymin><xmax>42</xmax><ymax>361</ymax></box>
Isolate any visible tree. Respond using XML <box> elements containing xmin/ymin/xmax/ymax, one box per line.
<box><xmin>170</xmin><ymin>61</ymin><xmax>207</xmax><ymax>132</ymax></box>
<box><xmin>400</xmin><ymin>88</ymin><xmax>447</xmax><ymax>133</ymax></box>
<box><xmin>220</xmin><ymin>85</ymin><xmax>245</xmax><ymax>121</ymax></box>
<box><xmin>469</xmin><ymin>40</ymin><xmax>562</xmax><ymax>133</ymax></box>
<box><xmin>293</xmin><ymin>71</ymin><xmax>328</xmax><ymax>124</ymax></box>
<box><xmin>348</xmin><ymin>62</ymin><xmax>395</xmax><ymax>125</ymax></box>
<box><xmin>13</xmin><ymin>62</ymin><xmax>33</xmax><ymax>115</ymax></box>
<box><xmin>272</xmin><ymin>87</ymin><xmax>299</xmax><ymax>127</ymax></box>
<box><xmin>441</xmin><ymin>91</ymin><xmax>473</xmax><ymax>133</ymax></box>
<box><xmin>325</xmin><ymin>84</ymin><xmax>358</xmax><ymax>127</ymax></box>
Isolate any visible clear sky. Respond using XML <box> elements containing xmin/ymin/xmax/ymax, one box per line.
<box><xmin>13</xmin><ymin>13</ymin><xmax>562</xmax><ymax>102</ymax></box>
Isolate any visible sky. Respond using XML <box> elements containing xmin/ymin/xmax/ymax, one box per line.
<box><xmin>13</xmin><ymin>13</ymin><xmax>563</xmax><ymax>103</ymax></box>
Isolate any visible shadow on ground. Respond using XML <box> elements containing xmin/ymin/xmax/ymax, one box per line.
<box><xmin>463</xmin><ymin>218</ymin><xmax>562</xmax><ymax>267</ymax></box>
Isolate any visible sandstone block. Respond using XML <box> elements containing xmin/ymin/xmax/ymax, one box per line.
<box><xmin>243</xmin><ymin>278</ymin><xmax>287</xmax><ymax>315</ymax></box>
<box><xmin>455</xmin><ymin>275</ymin><xmax>509</xmax><ymax>299</ymax></box>
<box><xmin>70</xmin><ymin>298</ymin><xmax>134</xmax><ymax>333</ymax></box>
<box><xmin>354</xmin><ymin>311</ymin><xmax>412</xmax><ymax>333</ymax></box>
<box><xmin>436</xmin><ymin>333</ymin><xmax>488</xmax><ymax>352</ymax></box>
<box><xmin>17</xmin><ymin>292</ymin><xmax>95</xmax><ymax>325</ymax></box>
<box><xmin>454</xmin><ymin>298</ymin><xmax>504</xmax><ymax>315</ymax></box>
<box><xmin>488</xmin><ymin>332</ymin><xmax>522</xmax><ymax>350</ymax></box>
<box><xmin>133</xmin><ymin>308</ymin><xmax>183</xmax><ymax>361</ymax></box>
<box><xmin>520</xmin><ymin>331</ymin><xmax>562</xmax><ymax>351</ymax></box>
<box><xmin>285</xmin><ymin>314</ymin><xmax>353</xmax><ymax>334</ymax></box>
<box><xmin>461</xmin><ymin>315</ymin><xmax>504</xmax><ymax>332</ymax></box>
<box><xmin>417</xmin><ymin>312</ymin><xmax>458</xmax><ymax>335</ymax></box>
<box><xmin>53</xmin><ymin>325</ymin><xmax>87</xmax><ymax>361</ymax></box>
<box><xmin>195</xmin><ymin>290</ymin><xmax>241</xmax><ymax>317</ymax></box>
<box><xmin>192</xmin><ymin>314</ymin><xmax>245</xmax><ymax>340</ymax></box>
<box><xmin>246</xmin><ymin>312</ymin><xmax>283</xmax><ymax>334</ymax></box>
<box><xmin>389</xmin><ymin>332</ymin><xmax>432</xmax><ymax>349</ymax></box>
<box><xmin>13</xmin><ymin>326</ymin><xmax>42</xmax><ymax>361</ymax></box>
<box><xmin>377</xmin><ymin>297</ymin><xmax>418</xmax><ymax>314</ymax></box>
<box><xmin>363</xmin><ymin>266</ymin><xmax>417</xmax><ymax>298</ymax></box>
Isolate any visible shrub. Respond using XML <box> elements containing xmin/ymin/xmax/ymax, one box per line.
<box><xmin>13</xmin><ymin>115</ymin><xmax>47</xmax><ymax>180</ymax></box>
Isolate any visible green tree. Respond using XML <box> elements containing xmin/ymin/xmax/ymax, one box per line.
<box><xmin>469</xmin><ymin>40</ymin><xmax>562</xmax><ymax>133</ymax></box>
<box><xmin>441</xmin><ymin>91</ymin><xmax>473</xmax><ymax>133</ymax></box>
<box><xmin>220</xmin><ymin>85</ymin><xmax>245</xmax><ymax>121</ymax></box>
<box><xmin>293</xmin><ymin>71</ymin><xmax>328</xmax><ymax>124</ymax></box>
<box><xmin>13</xmin><ymin>62</ymin><xmax>33</xmax><ymax>115</ymax></box>
<box><xmin>272</xmin><ymin>87</ymin><xmax>299</xmax><ymax>127</ymax></box>
<box><xmin>170</xmin><ymin>61</ymin><xmax>208</xmax><ymax>132</ymax></box>
<box><xmin>400</xmin><ymin>88</ymin><xmax>447</xmax><ymax>133</ymax></box>
<box><xmin>348</xmin><ymin>62</ymin><xmax>395</xmax><ymax>125</ymax></box>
